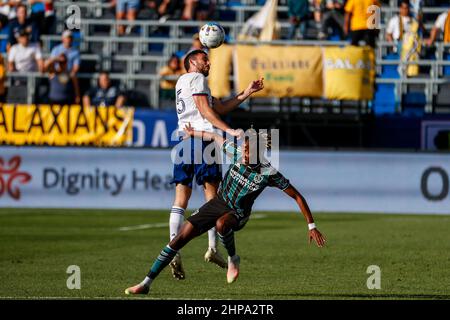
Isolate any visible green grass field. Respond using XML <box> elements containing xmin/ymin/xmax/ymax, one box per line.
<box><xmin>1</xmin><ymin>209</ymin><xmax>449</xmax><ymax>300</ymax></box>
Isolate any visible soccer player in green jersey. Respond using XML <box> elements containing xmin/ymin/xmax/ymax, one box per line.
<box><xmin>125</xmin><ymin>125</ymin><xmax>326</xmax><ymax>295</ymax></box>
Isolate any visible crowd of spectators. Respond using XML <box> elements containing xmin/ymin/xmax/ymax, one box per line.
<box><xmin>0</xmin><ymin>0</ymin><xmax>449</xmax><ymax>106</ymax></box>
<box><xmin>110</xmin><ymin>0</ymin><xmax>217</xmax><ymax>35</ymax></box>
<box><xmin>83</xmin><ymin>71</ymin><xmax>126</xmax><ymax>108</ymax></box>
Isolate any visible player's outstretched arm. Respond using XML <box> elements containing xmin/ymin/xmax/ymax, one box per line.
<box><xmin>183</xmin><ymin>123</ymin><xmax>226</xmax><ymax>145</ymax></box>
<box><xmin>283</xmin><ymin>184</ymin><xmax>326</xmax><ymax>248</ymax></box>
<box><xmin>213</xmin><ymin>78</ymin><xmax>264</xmax><ymax>115</ymax></box>
<box><xmin>193</xmin><ymin>95</ymin><xmax>242</xmax><ymax>138</ymax></box>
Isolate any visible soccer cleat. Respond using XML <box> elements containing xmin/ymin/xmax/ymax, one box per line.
<box><xmin>124</xmin><ymin>283</ymin><xmax>149</xmax><ymax>295</ymax></box>
<box><xmin>227</xmin><ymin>255</ymin><xmax>240</xmax><ymax>284</ymax></box>
<box><xmin>204</xmin><ymin>247</ymin><xmax>227</xmax><ymax>269</ymax></box>
<box><xmin>169</xmin><ymin>253</ymin><xmax>185</xmax><ymax>280</ymax></box>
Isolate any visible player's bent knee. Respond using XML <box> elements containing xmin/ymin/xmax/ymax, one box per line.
<box><xmin>215</xmin><ymin>218</ymin><xmax>225</xmax><ymax>234</ymax></box>
<box><xmin>216</xmin><ymin>213</ymin><xmax>237</xmax><ymax>235</ymax></box>
<box><xmin>170</xmin><ymin>221</ymin><xmax>200</xmax><ymax>250</ymax></box>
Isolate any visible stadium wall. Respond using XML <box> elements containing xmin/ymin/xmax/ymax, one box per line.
<box><xmin>0</xmin><ymin>147</ymin><xmax>449</xmax><ymax>215</ymax></box>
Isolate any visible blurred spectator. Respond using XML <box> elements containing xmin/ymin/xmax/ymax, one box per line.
<box><xmin>45</xmin><ymin>53</ymin><xmax>80</xmax><ymax>105</ymax></box>
<box><xmin>140</xmin><ymin>0</ymin><xmax>184</xmax><ymax>22</ymax></box>
<box><xmin>0</xmin><ymin>53</ymin><xmax>6</xmax><ymax>102</ymax></box>
<box><xmin>287</xmin><ymin>0</ymin><xmax>309</xmax><ymax>40</ymax></box>
<box><xmin>313</xmin><ymin>0</ymin><xmax>324</xmax><ymax>38</ymax></box>
<box><xmin>159</xmin><ymin>54</ymin><xmax>183</xmax><ymax>99</ymax></box>
<box><xmin>49</xmin><ymin>30</ymin><xmax>80</xmax><ymax>77</ymax></box>
<box><xmin>0</xmin><ymin>1</ymin><xmax>13</xmax><ymax>29</ymax></box>
<box><xmin>319</xmin><ymin>0</ymin><xmax>346</xmax><ymax>40</ymax></box>
<box><xmin>158</xmin><ymin>0</ymin><xmax>184</xmax><ymax>22</ymax></box>
<box><xmin>409</xmin><ymin>0</ymin><xmax>423</xmax><ymax>21</ymax></box>
<box><xmin>29</xmin><ymin>0</ymin><xmax>56</xmax><ymax>35</ymax></box>
<box><xmin>182</xmin><ymin>0</ymin><xmax>195</xmax><ymax>20</ymax></box>
<box><xmin>112</xmin><ymin>0</ymin><xmax>140</xmax><ymax>36</ymax></box>
<box><xmin>7</xmin><ymin>3</ymin><xmax>40</xmax><ymax>51</ymax></box>
<box><xmin>387</xmin><ymin>0</ymin><xmax>421</xmax><ymax>77</ymax></box>
<box><xmin>182</xmin><ymin>0</ymin><xmax>215</xmax><ymax>21</ymax></box>
<box><xmin>193</xmin><ymin>0</ymin><xmax>216</xmax><ymax>21</ymax></box>
<box><xmin>83</xmin><ymin>71</ymin><xmax>126</xmax><ymax>108</ymax></box>
<box><xmin>140</xmin><ymin>0</ymin><xmax>162</xmax><ymax>20</ymax></box>
<box><xmin>426</xmin><ymin>8</ymin><xmax>450</xmax><ymax>46</ymax></box>
<box><xmin>386</xmin><ymin>0</ymin><xmax>415</xmax><ymax>44</ymax></box>
<box><xmin>344</xmin><ymin>0</ymin><xmax>381</xmax><ymax>48</ymax></box>
<box><xmin>8</xmin><ymin>29</ymin><xmax>43</xmax><ymax>73</ymax></box>
<box><xmin>189</xmin><ymin>32</ymin><xmax>207</xmax><ymax>52</ymax></box>
<box><xmin>0</xmin><ymin>0</ymin><xmax>22</xmax><ymax>22</ymax></box>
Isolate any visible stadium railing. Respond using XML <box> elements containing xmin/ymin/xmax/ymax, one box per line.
<box><xmin>6</xmin><ymin>71</ymin><xmax>164</xmax><ymax>107</ymax></box>
<box><xmin>3</xmin><ymin>4</ymin><xmax>450</xmax><ymax>112</ymax></box>
<box><xmin>3</xmin><ymin>36</ymin><xmax>449</xmax><ymax>110</ymax></box>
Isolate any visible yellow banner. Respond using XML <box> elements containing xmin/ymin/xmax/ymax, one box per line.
<box><xmin>323</xmin><ymin>46</ymin><xmax>375</xmax><ymax>100</ymax></box>
<box><xmin>208</xmin><ymin>44</ymin><xmax>233</xmax><ymax>98</ymax></box>
<box><xmin>234</xmin><ymin>45</ymin><xmax>323</xmax><ymax>98</ymax></box>
<box><xmin>0</xmin><ymin>104</ymin><xmax>134</xmax><ymax>146</ymax></box>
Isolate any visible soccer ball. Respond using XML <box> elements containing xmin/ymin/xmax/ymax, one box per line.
<box><xmin>199</xmin><ymin>22</ymin><xmax>225</xmax><ymax>49</ymax></box>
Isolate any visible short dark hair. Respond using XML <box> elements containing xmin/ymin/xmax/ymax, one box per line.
<box><xmin>399</xmin><ymin>0</ymin><xmax>410</xmax><ymax>6</ymax></box>
<box><xmin>183</xmin><ymin>49</ymin><xmax>207</xmax><ymax>72</ymax></box>
<box><xmin>17</xmin><ymin>3</ymin><xmax>27</xmax><ymax>11</ymax></box>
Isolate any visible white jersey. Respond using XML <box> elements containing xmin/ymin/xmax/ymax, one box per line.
<box><xmin>175</xmin><ymin>72</ymin><xmax>214</xmax><ymax>134</ymax></box>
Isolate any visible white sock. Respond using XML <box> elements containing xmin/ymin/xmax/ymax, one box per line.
<box><xmin>208</xmin><ymin>227</ymin><xmax>217</xmax><ymax>249</ymax></box>
<box><xmin>169</xmin><ymin>206</ymin><xmax>185</xmax><ymax>241</ymax></box>
<box><xmin>141</xmin><ymin>276</ymin><xmax>152</xmax><ymax>287</ymax></box>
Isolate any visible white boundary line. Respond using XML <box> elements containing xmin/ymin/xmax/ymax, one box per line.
<box><xmin>118</xmin><ymin>214</ymin><xmax>268</xmax><ymax>232</ymax></box>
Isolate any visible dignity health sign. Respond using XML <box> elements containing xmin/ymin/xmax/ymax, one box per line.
<box><xmin>0</xmin><ymin>147</ymin><xmax>449</xmax><ymax>215</ymax></box>
<box><xmin>209</xmin><ymin>45</ymin><xmax>375</xmax><ymax>101</ymax></box>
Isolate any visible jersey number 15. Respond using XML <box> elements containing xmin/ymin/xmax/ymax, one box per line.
<box><xmin>176</xmin><ymin>89</ymin><xmax>186</xmax><ymax>114</ymax></box>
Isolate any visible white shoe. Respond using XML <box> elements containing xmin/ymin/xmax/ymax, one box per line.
<box><xmin>204</xmin><ymin>247</ymin><xmax>227</xmax><ymax>269</ymax></box>
<box><xmin>169</xmin><ymin>253</ymin><xmax>185</xmax><ymax>280</ymax></box>
<box><xmin>227</xmin><ymin>255</ymin><xmax>240</xmax><ymax>284</ymax></box>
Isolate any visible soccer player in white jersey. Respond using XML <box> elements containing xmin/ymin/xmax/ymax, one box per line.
<box><xmin>168</xmin><ymin>49</ymin><xmax>264</xmax><ymax>280</ymax></box>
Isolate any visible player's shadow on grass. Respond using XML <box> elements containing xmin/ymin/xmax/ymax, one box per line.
<box><xmin>271</xmin><ymin>292</ymin><xmax>450</xmax><ymax>300</ymax></box>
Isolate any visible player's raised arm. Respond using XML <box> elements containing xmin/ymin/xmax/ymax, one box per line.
<box><xmin>183</xmin><ymin>123</ymin><xmax>225</xmax><ymax>144</ymax></box>
<box><xmin>192</xmin><ymin>94</ymin><xmax>238</xmax><ymax>135</ymax></box>
<box><xmin>213</xmin><ymin>78</ymin><xmax>264</xmax><ymax>116</ymax></box>
<box><xmin>283</xmin><ymin>184</ymin><xmax>326</xmax><ymax>248</ymax></box>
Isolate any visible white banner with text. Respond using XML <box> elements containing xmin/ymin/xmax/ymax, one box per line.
<box><xmin>0</xmin><ymin>147</ymin><xmax>449</xmax><ymax>214</ymax></box>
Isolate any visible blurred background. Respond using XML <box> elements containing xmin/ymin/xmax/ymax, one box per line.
<box><xmin>0</xmin><ymin>0</ymin><xmax>448</xmax><ymax>151</ymax></box>
<box><xmin>0</xmin><ymin>0</ymin><xmax>449</xmax><ymax>214</ymax></box>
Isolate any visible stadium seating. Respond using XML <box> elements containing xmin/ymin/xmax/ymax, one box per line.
<box><xmin>1</xmin><ymin>0</ymin><xmax>449</xmax><ymax>115</ymax></box>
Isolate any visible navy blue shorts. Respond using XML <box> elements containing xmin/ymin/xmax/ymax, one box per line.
<box><xmin>171</xmin><ymin>138</ymin><xmax>222</xmax><ymax>188</ymax></box>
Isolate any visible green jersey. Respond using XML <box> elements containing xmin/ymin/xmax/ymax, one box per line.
<box><xmin>217</xmin><ymin>141</ymin><xmax>290</xmax><ymax>215</ymax></box>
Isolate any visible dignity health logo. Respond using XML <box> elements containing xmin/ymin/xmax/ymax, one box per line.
<box><xmin>0</xmin><ymin>156</ymin><xmax>32</xmax><ymax>200</ymax></box>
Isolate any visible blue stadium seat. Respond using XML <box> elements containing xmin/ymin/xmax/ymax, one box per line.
<box><xmin>328</xmin><ymin>34</ymin><xmax>341</xmax><ymax>41</ymax></box>
<box><xmin>0</xmin><ymin>25</ymin><xmax>9</xmax><ymax>53</ymax></box>
<box><xmin>444</xmin><ymin>52</ymin><xmax>450</xmax><ymax>76</ymax></box>
<box><xmin>381</xmin><ymin>53</ymin><xmax>400</xmax><ymax>79</ymax></box>
<box><xmin>402</xmin><ymin>92</ymin><xmax>426</xmax><ymax>116</ymax></box>
<box><xmin>373</xmin><ymin>84</ymin><xmax>396</xmax><ymax>114</ymax></box>
<box><xmin>174</xmin><ymin>50</ymin><xmax>186</xmax><ymax>59</ymax></box>
<box><xmin>148</xmin><ymin>31</ymin><xmax>170</xmax><ymax>53</ymax></box>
